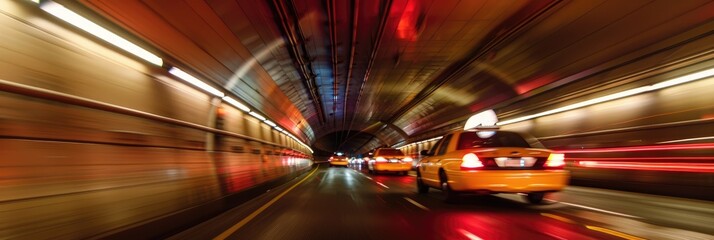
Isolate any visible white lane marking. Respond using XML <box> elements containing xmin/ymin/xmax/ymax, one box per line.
<box><xmin>354</xmin><ymin>169</ymin><xmax>387</xmax><ymax>188</ymax></box>
<box><xmin>548</xmin><ymin>199</ymin><xmax>643</xmax><ymax>219</ymax></box>
<box><xmin>403</xmin><ymin>197</ymin><xmax>430</xmax><ymax>211</ymax></box>
<box><xmin>542</xmin><ymin>232</ymin><xmax>567</xmax><ymax>240</ymax></box>
<box><xmin>376</xmin><ymin>182</ymin><xmax>390</xmax><ymax>188</ymax></box>
<box><xmin>458</xmin><ymin>229</ymin><xmax>483</xmax><ymax>240</ymax></box>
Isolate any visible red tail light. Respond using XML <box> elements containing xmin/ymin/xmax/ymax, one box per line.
<box><xmin>461</xmin><ymin>153</ymin><xmax>484</xmax><ymax>170</ymax></box>
<box><xmin>545</xmin><ymin>153</ymin><xmax>565</xmax><ymax>168</ymax></box>
<box><xmin>376</xmin><ymin>157</ymin><xmax>388</xmax><ymax>162</ymax></box>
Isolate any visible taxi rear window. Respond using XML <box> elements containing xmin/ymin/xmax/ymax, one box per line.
<box><xmin>377</xmin><ymin>149</ymin><xmax>404</xmax><ymax>156</ymax></box>
<box><xmin>457</xmin><ymin>131</ymin><xmax>531</xmax><ymax>150</ymax></box>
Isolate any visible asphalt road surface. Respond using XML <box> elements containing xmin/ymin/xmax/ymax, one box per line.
<box><xmin>170</xmin><ymin>164</ymin><xmax>713</xmax><ymax>240</ymax></box>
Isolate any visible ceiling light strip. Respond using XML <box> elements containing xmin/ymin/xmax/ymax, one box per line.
<box><xmin>497</xmin><ymin>68</ymin><xmax>714</xmax><ymax>126</ymax></box>
<box><xmin>168</xmin><ymin>67</ymin><xmax>224</xmax><ymax>97</ymax></box>
<box><xmin>264</xmin><ymin>120</ymin><xmax>277</xmax><ymax>127</ymax></box>
<box><xmin>248</xmin><ymin>111</ymin><xmax>267</xmax><ymax>121</ymax></box>
<box><xmin>40</xmin><ymin>1</ymin><xmax>163</xmax><ymax>66</ymax></box>
<box><xmin>222</xmin><ymin>96</ymin><xmax>250</xmax><ymax>112</ymax></box>
<box><xmin>35</xmin><ymin>1</ymin><xmax>314</xmax><ymax>155</ymax></box>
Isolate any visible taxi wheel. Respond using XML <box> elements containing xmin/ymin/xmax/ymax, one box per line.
<box><xmin>524</xmin><ymin>192</ymin><xmax>545</xmax><ymax>204</ymax></box>
<box><xmin>439</xmin><ymin>170</ymin><xmax>458</xmax><ymax>203</ymax></box>
<box><xmin>416</xmin><ymin>172</ymin><xmax>429</xmax><ymax>194</ymax></box>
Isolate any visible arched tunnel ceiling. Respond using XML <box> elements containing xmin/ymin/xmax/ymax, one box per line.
<box><xmin>77</xmin><ymin>0</ymin><xmax>714</xmax><ymax>153</ymax></box>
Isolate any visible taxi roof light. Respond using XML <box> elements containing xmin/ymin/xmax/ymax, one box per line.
<box><xmin>464</xmin><ymin>109</ymin><xmax>499</xmax><ymax>131</ymax></box>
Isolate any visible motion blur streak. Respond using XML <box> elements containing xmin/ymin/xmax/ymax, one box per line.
<box><xmin>497</xmin><ymin>67</ymin><xmax>714</xmax><ymax>126</ymax></box>
<box><xmin>585</xmin><ymin>226</ymin><xmax>645</xmax><ymax>240</ymax></box>
<box><xmin>214</xmin><ymin>167</ymin><xmax>319</xmax><ymax>240</ymax></box>
<box><xmin>40</xmin><ymin>1</ymin><xmax>163</xmax><ymax>66</ymax></box>
<box><xmin>560</xmin><ymin>143</ymin><xmax>714</xmax><ymax>153</ymax></box>
<box><xmin>458</xmin><ymin>229</ymin><xmax>483</xmax><ymax>240</ymax></box>
<box><xmin>540</xmin><ymin>213</ymin><xmax>577</xmax><ymax>224</ymax></box>
<box><xmin>576</xmin><ymin>161</ymin><xmax>714</xmax><ymax>173</ymax></box>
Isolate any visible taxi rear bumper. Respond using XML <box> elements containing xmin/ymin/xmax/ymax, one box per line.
<box><xmin>329</xmin><ymin>161</ymin><xmax>349</xmax><ymax>166</ymax></box>
<box><xmin>373</xmin><ymin>163</ymin><xmax>412</xmax><ymax>172</ymax></box>
<box><xmin>446</xmin><ymin>170</ymin><xmax>569</xmax><ymax>193</ymax></box>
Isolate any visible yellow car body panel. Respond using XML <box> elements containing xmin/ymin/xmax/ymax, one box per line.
<box><xmin>330</xmin><ymin>161</ymin><xmax>349</xmax><ymax>166</ymax></box>
<box><xmin>445</xmin><ymin>169</ymin><xmax>569</xmax><ymax>192</ymax></box>
<box><xmin>373</xmin><ymin>162</ymin><xmax>412</xmax><ymax>172</ymax></box>
<box><xmin>418</xmin><ymin>130</ymin><xmax>570</xmax><ymax>194</ymax></box>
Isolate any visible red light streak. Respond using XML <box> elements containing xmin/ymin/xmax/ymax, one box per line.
<box><xmin>575</xmin><ymin>160</ymin><xmax>714</xmax><ymax>173</ymax></box>
<box><xmin>559</xmin><ymin>143</ymin><xmax>714</xmax><ymax>153</ymax></box>
<box><xmin>396</xmin><ymin>0</ymin><xmax>419</xmax><ymax>41</ymax></box>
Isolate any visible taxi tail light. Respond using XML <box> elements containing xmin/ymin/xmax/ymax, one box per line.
<box><xmin>545</xmin><ymin>153</ymin><xmax>565</xmax><ymax>168</ymax></box>
<box><xmin>461</xmin><ymin>153</ymin><xmax>484</xmax><ymax>170</ymax></box>
<box><xmin>402</xmin><ymin>157</ymin><xmax>413</xmax><ymax>162</ymax></box>
<box><xmin>376</xmin><ymin>157</ymin><xmax>388</xmax><ymax>162</ymax></box>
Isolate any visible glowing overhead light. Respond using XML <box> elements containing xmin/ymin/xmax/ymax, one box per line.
<box><xmin>248</xmin><ymin>111</ymin><xmax>266</xmax><ymax>121</ymax></box>
<box><xmin>168</xmin><ymin>67</ymin><xmax>224</xmax><ymax>97</ymax></box>
<box><xmin>275</xmin><ymin>126</ymin><xmax>284</xmax><ymax>132</ymax></box>
<box><xmin>651</xmin><ymin>68</ymin><xmax>714</xmax><ymax>90</ymax></box>
<box><xmin>28</xmin><ymin>0</ymin><xmax>40</xmax><ymax>4</ymax></box>
<box><xmin>497</xmin><ymin>67</ymin><xmax>714</xmax><ymax>125</ymax></box>
<box><xmin>222</xmin><ymin>96</ymin><xmax>250</xmax><ymax>112</ymax></box>
<box><xmin>658</xmin><ymin>136</ymin><xmax>714</xmax><ymax>144</ymax></box>
<box><xmin>264</xmin><ymin>120</ymin><xmax>277</xmax><ymax>127</ymax></box>
<box><xmin>40</xmin><ymin>1</ymin><xmax>163</xmax><ymax>66</ymax></box>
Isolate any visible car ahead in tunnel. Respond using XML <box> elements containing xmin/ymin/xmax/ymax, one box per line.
<box><xmin>368</xmin><ymin>148</ymin><xmax>413</xmax><ymax>175</ymax></box>
<box><xmin>328</xmin><ymin>155</ymin><xmax>349</xmax><ymax>167</ymax></box>
<box><xmin>416</xmin><ymin>129</ymin><xmax>569</xmax><ymax>204</ymax></box>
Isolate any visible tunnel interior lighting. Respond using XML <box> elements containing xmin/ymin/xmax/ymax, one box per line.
<box><xmin>168</xmin><ymin>67</ymin><xmax>224</xmax><ymax>97</ymax></box>
<box><xmin>37</xmin><ymin>1</ymin><xmax>316</xmax><ymax>155</ymax></box>
<box><xmin>249</xmin><ymin>111</ymin><xmax>267</xmax><ymax>121</ymax></box>
<box><xmin>40</xmin><ymin>1</ymin><xmax>163</xmax><ymax>66</ymax></box>
<box><xmin>395</xmin><ymin>135</ymin><xmax>443</xmax><ymax>149</ymax></box>
<box><xmin>264</xmin><ymin>120</ymin><xmax>277</xmax><ymax>127</ymax></box>
<box><xmin>497</xmin><ymin>67</ymin><xmax>714</xmax><ymax>125</ymax></box>
<box><xmin>222</xmin><ymin>96</ymin><xmax>250</xmax><ymax>112</ymax></box>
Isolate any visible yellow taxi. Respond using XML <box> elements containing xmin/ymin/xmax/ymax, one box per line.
<box><xmin>416</xmin><ymin>129</ymin><xmax>569</xmax><ymax>204</ymax></box>
<box><xmin>328</xmin><ymin>155</ymin><xmax>349</xmax><ymax>167</ymax></box>
<box><xmin>368</xmin><ymin>148</ymin><xmax>413</xmax><ymax>175</ymax></box>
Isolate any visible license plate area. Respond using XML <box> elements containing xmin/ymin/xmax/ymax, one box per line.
<box><xmin>495</xmin><ymin>157</ymin><xmax>536</xmax><ymax>167</ymax></box>
<box><xmin>389</xmin><ymin>159</ymin><xmax>400</xmax><ymax>163</ymax></box>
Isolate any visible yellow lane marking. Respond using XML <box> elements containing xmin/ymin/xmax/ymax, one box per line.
<box><xmin>540</xmin><ymin>213</ymin><xmax>576</xmax><ymax>224</ymax></box>
<box><xmin>214</xmin><ymin>167</ymin><xmax>319</xmax><ymax>240</ymax></box>
<box><xmin>585</xmin><ymin>225</ymin><xmax>646</xmax><ymax>240</ymax></box>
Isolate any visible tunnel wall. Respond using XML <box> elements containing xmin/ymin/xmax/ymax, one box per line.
<box><xmin>0</xmin><ymin>2</ymin><xmax>312</xmax><ymax>239</ymax></box>
<box><xmin>400</xmin><ymin>22</ymin><xmax>714</xmax><ymax>200</ymax></box>
<box><xmin>502</xmin><ymin>69</ymin><xmax>714</xmax><ymax>200</ymax></box>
